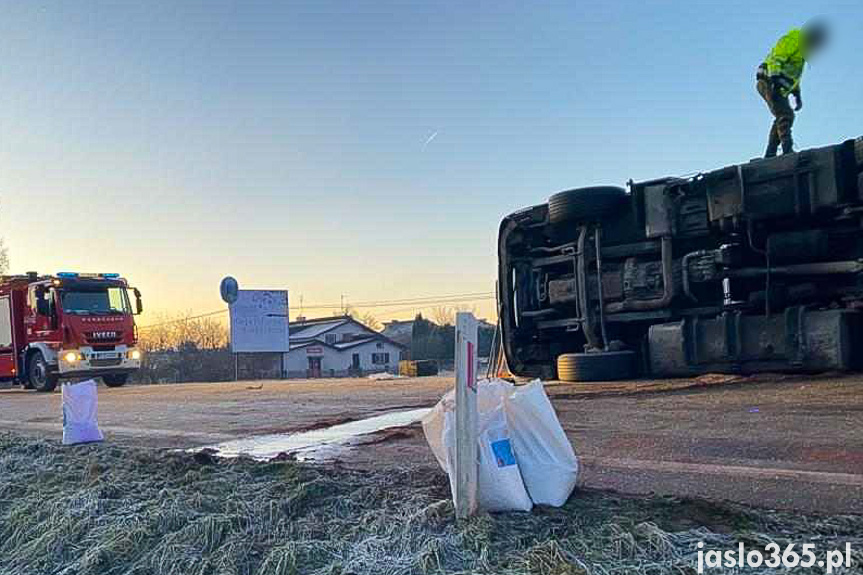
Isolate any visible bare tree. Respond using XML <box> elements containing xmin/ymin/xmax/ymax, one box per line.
<box><xmin>430</xmin><ymin>306</ymin><xmax>455</xmax><ymax>326</ymax></box>
<box><xmin>338</xmin><ymin>305</ymin><xmax>381</xmax><ymax>331</ymax></box>
<box><xmin>136</xmin><ymin>312</ymin><xmax>232</xmax><ymax>384</ymax></box>
<box><xmin>138</xmin><ymin>312</ymin><xmax>229</xmax><ymax>352</ymax></box>
<box><xmin>430</xmin><ymin>305</ymin><xmax>477</xmax><ymax>327</ymax></box>
<box><xmin>359</xmin><ymin>311</ymin><xmax>381</xmax><ymax>331</ymax></box>
<box><xmin>0</xmin><ymin>238</ymin><xmax>8</xmax><ymax>275</ymax></box>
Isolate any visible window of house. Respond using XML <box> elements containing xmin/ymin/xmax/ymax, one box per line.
<box><xmin>325</xmin><ymin>333</ymin><xmax>337</xmax><ymax>344</ymax></box>
<box><xmin>371</xmin><ymin>352</ymin><xmax>390</xmax><ymax>365</ymax></box>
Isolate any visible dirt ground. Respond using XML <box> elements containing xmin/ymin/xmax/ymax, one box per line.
<box><xmin>2</xmin><ymin>372</ymin><xmax>862</xmax><ymax>514</ymax></box>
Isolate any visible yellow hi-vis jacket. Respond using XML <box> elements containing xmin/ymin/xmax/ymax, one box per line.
<box><xmin>764</xmin><ymin>29</ymin><xmax>805</xmax><ymax>96</ymax></box>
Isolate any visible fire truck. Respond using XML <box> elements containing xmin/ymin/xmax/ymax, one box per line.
<box><xmin>0</xmin><ymin>272</ymin><xmax>143</xmax><ymax>391</ymax></box>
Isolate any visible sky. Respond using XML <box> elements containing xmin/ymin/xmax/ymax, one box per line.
<box><xmin>1</xmin><ymin>0</ymin><xmax>861</xmax><ymax>325</ymax></box>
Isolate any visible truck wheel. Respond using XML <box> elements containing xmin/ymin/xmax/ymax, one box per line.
<box><xmin>557</xmin><ymin>350</ymin><xmax>636</xmax><ymax>382</ymax></box>
<box><xmin>28</xmin><ymin>352</ymin><xmax>58</xmax><ymax>392</ymax></box>
<box><xmin>548</xmin><ymin>186</ymin><xmax>627</xmax><ymax>226</ymax></box>
<box><xmin>102</xmin><ymin>374</ymin><xmax>129</xmax><ymax>388</ymax></box>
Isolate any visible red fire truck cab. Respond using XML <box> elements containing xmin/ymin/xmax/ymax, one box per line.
<box><xmin>0</xmin><ymin>272</ymin><xmax>143</xmax><ymax>392</ymax></box>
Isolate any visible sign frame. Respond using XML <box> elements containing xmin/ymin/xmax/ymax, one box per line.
<box><xmin>229</xmin><ymin>289</ymin><xmax>290</xmax><ymax>354</ymax></box>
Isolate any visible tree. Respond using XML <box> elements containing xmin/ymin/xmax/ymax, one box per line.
<box><xmin>359</xmin><ymin>312</ymin><xmax>381</xmax><ymax>331</ymax></box>
<box><xmin>337</xmin><ymin>305</ymin><xmax>381</xmax><ymax>331</ymax></box>
<box><xmin>0</xmin><ymin>238</ymin><xmax>9</xmax><ymax>275</ymax></box>
<box><xmin>430</xmin><ymin>305</ymin><xmax>478</xmax><ymax>327</ymax></box>
<box><xmin>136</xmin><ymin>312</ymin><xmax>232</xmax><ymax>384</ymax></box>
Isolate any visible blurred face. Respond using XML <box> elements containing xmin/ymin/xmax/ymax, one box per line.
<box><xmin>803</xmin><ymin>22</ymin><xmax>829</xmax><ymax>56</ymax></box>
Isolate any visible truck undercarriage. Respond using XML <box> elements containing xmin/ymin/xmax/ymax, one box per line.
<box><xmin>498</xmin><ymin>137</ymin><xmax>863</xmax><ymax>381</ymax></box>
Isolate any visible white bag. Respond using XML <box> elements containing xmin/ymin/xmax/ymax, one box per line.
<box><xmin>423</xmin><ymin>378</ymin><xmax>578</xmax><ymax>511</ymax></box>
<box><xmin>422</xmin><ymin>380</ymin><xmax>514</xmax><ymax>473</ymax></box>
<box><xmin>476</xmin><ymin>406</ymin><xmax>532</xmax><ymax>512</ymax></box>
<box><xmin>423</xmin><ymin>389</ymin><xmax>454</xmax><ymax>471</ymax></box>
<box><xmin>506</xmin><ymin>381</ymin><xmax>579</xmax><ymax>507</ymax></box>
<box><xmin>62</xmin><ymin>380</ymin><xmax>104</xmax><ymax>445</ymax></box>
<box><xmin>423</xmin><ymin>379</ymin><xmax>532</xmax><ymax>512</ymax></box>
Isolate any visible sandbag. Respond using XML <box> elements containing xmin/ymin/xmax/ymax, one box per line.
<box><xmin>62</xmin><ymin>380</ymin><xmax>104</xmax><ymax>445</ymax></box>
<box><xmin>423</xmin><ymin>380</ymin><xmax>531</xmax><ymax>512</ymax></box>
<box><xmin>476</xmin><ymin>406</ymin><xmax>533</xmax><ymax>512</ymax></box>
<box><xmin>505</xmin><ymin>381</ymin><xmax>579</xmax><ymax>507</ymax></box>
<box><xmin>422</xmin><ymin>380</ymin><xmax>515</xmax><ymax>473</ymax></box>
<box><xmin>423</xmin><ymin>378</ymin><xmax>578</xmax><ymax>511</ymax></box>
<box><xmin>422</xmin><ymin>389</ymin><xmax>454</xmax><ymax>470</ymax></box>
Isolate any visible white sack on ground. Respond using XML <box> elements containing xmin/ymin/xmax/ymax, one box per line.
<box><xmin>423</xmin><ymin>381</ymin><xmax>531</xmax><ymax>512</ymax></box>
<box><xmin>505</xmin><ymin>381</ymin><xmax>579</xmax><ymax>507</ymax></box>
<box><xmin>476</xmin><ymin>406</ymin><xmax>533</xmax><ymax>512</ymax></box>
<box><xmin>422</xmin><ymin>380</ymin><xmax>514</xmax><ymax>472</ymax></box>
<box><xmin>62</xmin><ymin>380</ymin><xmax>104</xmax><ymax>445</ymax></box>
<box><xmin>422</xmin><ymin>389</ymin><xmax>454</xmax><ymax>470</ymax></box>
<box><xmin>422</xmin><ymin>378</ymin><xmax>575</xmax><ymax>512</ymax></box>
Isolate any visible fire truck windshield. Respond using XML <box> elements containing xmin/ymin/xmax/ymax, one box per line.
<box><xmin>60</xmin><ymin>286</ymin><xmax>132</xmax><ymax>315</ymax></box>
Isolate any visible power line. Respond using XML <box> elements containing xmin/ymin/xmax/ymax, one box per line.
<box><xmin>300</xmin><ymin>291</ymin><xmax>495</xmax><ymax>310</ymax></box>
<box><xmin>137</xmin><ymin>291</ymin><xmax>496</xmax><ymax>330</ymax></box>
<box><xmin>138</xmin><ymin>309</ymin><xmax>228</xmax><ymax>331</ymax></box>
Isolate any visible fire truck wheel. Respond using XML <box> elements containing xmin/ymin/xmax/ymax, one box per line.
<box><xmin>102</xmin><ymin>374</ymin><xmax>129</xmax><ymax>388</ymax></box>
<box><xmin>28</xmin><ymin>352</ymin><xmax>58</xmax><ymax>392</ymax></box>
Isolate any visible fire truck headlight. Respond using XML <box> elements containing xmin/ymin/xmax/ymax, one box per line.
<box><xmin>64</xmin><ymin>351</ymin><xmax>81</xmax><ymax>363</ymax></box>
<box><xmin>129</xmin><ymin>349</ymin><xmax>142</xmax><ymax>361</ymax></box>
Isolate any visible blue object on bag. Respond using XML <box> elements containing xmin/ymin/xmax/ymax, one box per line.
<box><xmin>490</xmin><ymin>438</ymin><xmax>517</xmax><ymax>468</ymax></box>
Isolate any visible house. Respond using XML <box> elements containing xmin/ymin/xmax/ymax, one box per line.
<box><xmin>283</xmin><ymin>316</ymin><xmax>407</xmax><ymax>379</ymax></box>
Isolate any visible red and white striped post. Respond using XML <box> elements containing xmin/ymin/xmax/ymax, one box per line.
<box><xmin>454</xmin><ymin>312</ymin><xmax>479</xmax><ymax>519</ymax></box>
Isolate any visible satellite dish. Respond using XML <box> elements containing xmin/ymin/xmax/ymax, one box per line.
<box><xmin>220</xmin><ymin>276</ymin><xmax>239</xmax><ymax>304</ymax></box>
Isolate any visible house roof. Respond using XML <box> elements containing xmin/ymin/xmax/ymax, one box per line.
<box><xmin>291</xmin><ymin>318</ymin><xmax>350</xmax><ymax>340</ymax></box>
<box><xmin>289</xmin><ymin>315</ymin><xmax>407</xmax><ymax>349</ymax></box>
<box><xmin>288</xmin><ymin>334</ymin><xmax>406</xmax><ymax>353</ymax></box>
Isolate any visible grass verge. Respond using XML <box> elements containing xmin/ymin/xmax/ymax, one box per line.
<box><xmin>1</xmin><ymin>433</ymin><xmax>861</xmax><ymax>574</ymax></box>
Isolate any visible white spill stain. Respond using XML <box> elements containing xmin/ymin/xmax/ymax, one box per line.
<box><xmin>195</xmin><ymin>408</ymin><xmax>431</xmax><ymax>461</ymax></box>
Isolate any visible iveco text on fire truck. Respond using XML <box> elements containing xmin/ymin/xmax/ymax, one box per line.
<box><xmin>0</xmin><ymin>272</ymin><xmax>143</xmax><ymax>391</ymax></box>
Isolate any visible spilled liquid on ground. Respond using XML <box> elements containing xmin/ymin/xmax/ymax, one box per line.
<box><xmin>197</xmin><ymin>408</ymin><xmax>431</xmax><ymax>461</ymax></box>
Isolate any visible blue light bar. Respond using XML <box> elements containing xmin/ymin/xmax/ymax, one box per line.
<box><xmin>102</xmin><ymin>273</ymin><xmax>120</xmax><ymax>278</ymax></box>
<box><xmin>57</xmin><ymin>272</ymin><xmax>79</xmax><ymax>278</ymax></box>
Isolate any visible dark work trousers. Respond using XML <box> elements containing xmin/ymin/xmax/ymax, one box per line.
<box><xmin>756</xmin><ymin>77</ymin><xmax>795</xmax><ymax>157</ymax></box>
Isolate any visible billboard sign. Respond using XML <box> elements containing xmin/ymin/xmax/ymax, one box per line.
<box><xmin>229</xmin><ymin>290</ymin><xmax>290</xmax><ymax>353</ymax></box>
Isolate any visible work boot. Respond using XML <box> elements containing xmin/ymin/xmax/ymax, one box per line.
<box><xmin>781</xmin><ymin>135</ymin><xmax>795</xmax><ymax>155</ymax></box>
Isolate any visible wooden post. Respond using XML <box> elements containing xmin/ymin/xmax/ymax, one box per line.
<box><xmin>454</xmin><ymin>312</ymin><xmax>479</xmax><ymax>519</ymax></box>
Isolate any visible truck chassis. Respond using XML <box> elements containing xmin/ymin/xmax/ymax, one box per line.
<box><xmin>498</xmin><ymin>138</ymin><xmax>863</xmax><ymax>381</ymax></box>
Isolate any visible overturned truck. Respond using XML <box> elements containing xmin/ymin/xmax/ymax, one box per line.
<box><xmin>499</xmin><ymin>137</ymin><xmax>863</xmax><ymax>381</ymax></box>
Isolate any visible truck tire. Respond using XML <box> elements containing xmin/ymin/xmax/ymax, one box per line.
<box><xmin>548</xmin><ymin>186</ymin><xmax>627</xmax><ymax>225</ymax></box>
<box><xmin>557</xmin><ymin>350</ymin><xmax>636</xmax><ymax>382</ymax></box>
<box><xmin>102</xmin><ymin>374</ymin><xmax>129</xmax><ymax>388</ymax></box>
<box><xmin>28</xmin><ymin>351</ymin><xmax>58</xmax><ymax>392</ymax></box>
